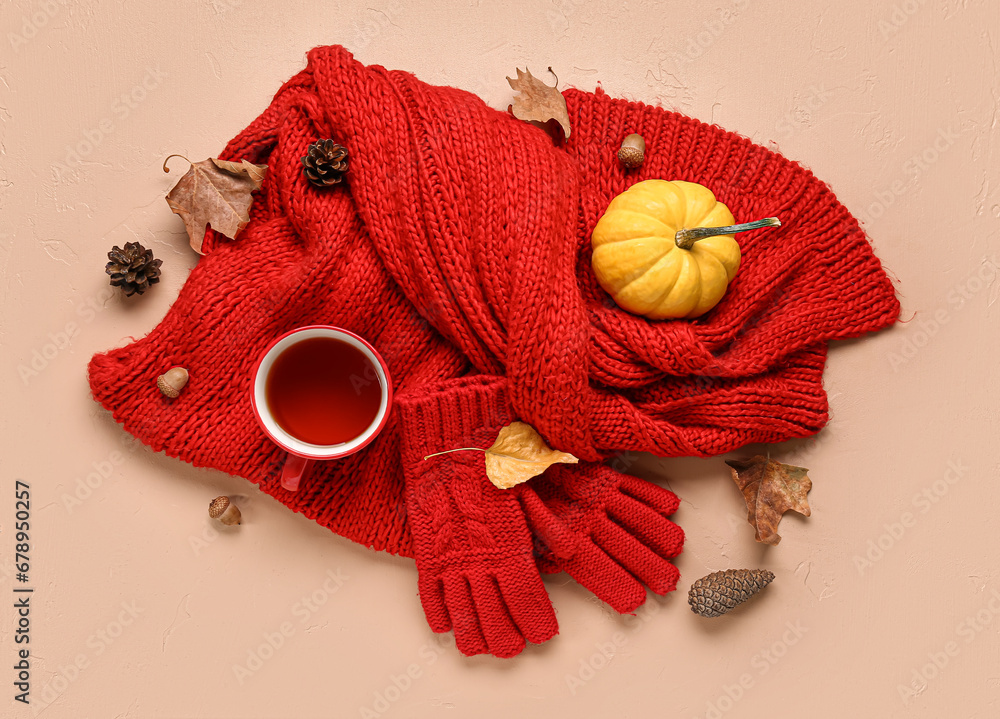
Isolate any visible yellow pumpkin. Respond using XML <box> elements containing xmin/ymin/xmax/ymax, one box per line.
<box><xmin>592</xmin><ymin>180</ymin><xmax>771</xmax><ymax>320</ymax></box>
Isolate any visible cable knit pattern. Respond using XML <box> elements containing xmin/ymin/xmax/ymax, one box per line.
<box><xmin>398</xmin><ymin>376</ymin><xmax>559</xmax><ymax>657</ymax></box>
<box><xmin>88</xmin><ymin>45</ymin><xmax>899</xmax><ymax>560</ymax></box>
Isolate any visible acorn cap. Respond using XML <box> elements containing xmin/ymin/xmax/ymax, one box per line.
<box><xmin>208</xmin><ymin>496</ymin><xmax>230</xmax><ymax>519</ymax></box>
<box><xmin>157</xmin><ymin>367</ymin><xmax>189</xmax><ymax>398</ymax></box>
<box><xmin>618</xmin><ymin>133</ymin><xmax>645</xmax><ymax>168</ymax></box>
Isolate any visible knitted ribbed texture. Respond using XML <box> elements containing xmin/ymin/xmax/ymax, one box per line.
<box><xmin>398</xmin><ymin>376</ymin><xmax>558</xmax><ymax>657</ymax></box>
<box><xmin>88</xmin><ymin>149</ymin><xmax>468</xmax><ymax>557</ymax></box>
<box><xmin>88</xmin><ymin>45</ymin><xmax>899</xmax><ymax>559</ymax></box>
<box><xmin>300</xmin><ymin>45</ymin><xmax>898</xmax><ymax>458</ymax></box>
<box><xmin>516</xmin><ymin>461</ymin><xmax>683</xmax><ymax>614</ymax></box>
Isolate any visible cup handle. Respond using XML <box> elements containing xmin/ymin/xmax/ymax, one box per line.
<box><xmin>280</xmin><ymin>454</ymin><xmax>312</xmax><ymax>492</ymax></box>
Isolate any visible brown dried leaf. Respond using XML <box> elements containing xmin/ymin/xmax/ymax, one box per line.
<box><xmin>507</xmin><ymin>67</ymin><xmax>571</xmax><ymax>140</ymax></box>
<box><xmin>726</xmin><ymin>456</ymin><xmax>812</xmax><ymax>545</ymax></box>
<box><xmin>163</xmin><ymin>155</ymin><xmax>267</xmax><ymax>254</ymax></box>
<box><xmin>212</xmin><ymin>158</ymin><xmax>268</xmax><ymax>189</ymax></box>
<box><xmin>424</xmin><ymin>421</ymin><xmax>579</xmax><ymax>490</ymax></box>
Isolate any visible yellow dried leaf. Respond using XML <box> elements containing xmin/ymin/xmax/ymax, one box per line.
<box><xmin>507</xmin><ymin>67</ymin><xmax>571</xmax><ymax>140</ymax></box>
<box><xmin>424</xmin><ymin>421</ymin><xmax>579</xmax><ymax>490</ymax></box>
<box><xmin>484</xmin><ymin>421</ymin><xmax>579</xmax><ymax>489</ymax></box>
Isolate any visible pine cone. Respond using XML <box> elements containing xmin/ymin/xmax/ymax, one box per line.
<box><xmin>688</xmin><ymin>569</ymin><xmax>775</xmax><ymax>618</ymax></box>
<box><xmin>302</xmin><ymin>139</ymin><xmax>348</xmax><ymax>187</ymax></box>
<box><xmin>105</xmin><ymin>241</ymin><xmax>162</xmax><ymax>296</ymax></box>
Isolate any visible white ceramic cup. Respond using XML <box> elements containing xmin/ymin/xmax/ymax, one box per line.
<box><xmin>250</xmin><ymin>325</ymin><xmax>393</xmax><ymax>492</ymax></box>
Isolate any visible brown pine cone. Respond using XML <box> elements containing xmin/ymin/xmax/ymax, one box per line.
<box><xmin>105</xmin><ymin>241</ymin><xmax>162</xmax><ymax>296</ymax></box>
<box><xmin>688</xmin><ymin>569</ymin><xmax>775</xmax><ymax>618</ymax></box>
<box><xmin>302</xmin><ymin>139</ymin><xmax>348</xmax><ymax>187</ymax></box>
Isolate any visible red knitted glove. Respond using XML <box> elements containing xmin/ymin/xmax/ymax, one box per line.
<box><xmin>516</xmin><ymin>462</ymin><xmax>683</xmax><ymax>614</ymax></box>
<box><xmin>397</xmin><ymin>376</ymin><xmax>559</xmax><ymax>658</ymax></box>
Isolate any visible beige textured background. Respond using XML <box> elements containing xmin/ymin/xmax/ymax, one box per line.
<box><xmin>2</xmin><ymin>0</ymin><xmax>998</xmax><ymax>717</ymax></box>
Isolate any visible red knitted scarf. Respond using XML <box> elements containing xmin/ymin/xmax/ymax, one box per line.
<box><xmin>88</xmin><ymin>45</ymin><xmax>899</xmax><ymax>557</ymax></box>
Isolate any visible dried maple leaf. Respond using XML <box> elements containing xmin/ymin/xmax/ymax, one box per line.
<box><xmin>212</xmin><ymin>158</ymin><xmax>268</xmax><ymax>189</ymax></box>
<box><xmin>163</xmin><ymin>154</ymin><xmax>268</xmax><ymax>254</ymax></box>
<box><xmin>507</xmin><ymin>67</ymin><xmax>571</xmax><ymax>140</ymax></box>
<box><xmin>424</xmin><ymin>421</ymin><xmax>579</xmax><ymax>489</ymax></box>
<box><xmin>726</xmin><ymin>456</ymin><xmax>812</xmax><ymax>545</ymax></box>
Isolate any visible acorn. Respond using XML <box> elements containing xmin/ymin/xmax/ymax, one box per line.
<box><xmin>618</xmin><ymin>133</ymin><xmax>645</xmax><ymax>168</ymax></box>
<box><xmin>208</xmin><ymin>496</ymin><xmax>241</xmax><ymax>526</ymax></box>
<box><xmin>156</xmin><ymin>367</ymin><xmax>189</xmax><ymax>398</ymax></box>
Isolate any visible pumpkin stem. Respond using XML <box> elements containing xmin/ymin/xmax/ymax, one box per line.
<box><xmin>675</xmin><ymin>217</ymin><xmax>781</xmax><ymax>250</ymax></box>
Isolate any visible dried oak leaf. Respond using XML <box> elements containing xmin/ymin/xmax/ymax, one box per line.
<box><xmin>726</xmin><ymin>456</ymin><xmax>812</xmax><ymax>545</ymax></box>
<box><xmin>507</xmin><ymin>67</ymin><xmax>571</xmax><ymax>140</ymax></box>
<box><xmin>163</xmin><ymin>155</ymin><xmax>268</xmax><ymax>254</ymax></box>
<box><xmin>425</xmin><ymin>421</ymin><xmax>579</xmax><ymax>490</ymax></box>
